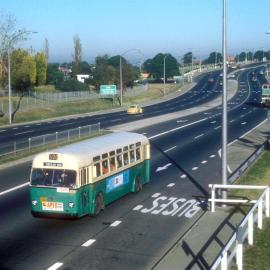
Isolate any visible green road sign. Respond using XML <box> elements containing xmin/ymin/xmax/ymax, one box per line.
<box><xmin>100</xmin><ymin>85</ymin><xmax>117</xmax><ymax>95</ymax></box>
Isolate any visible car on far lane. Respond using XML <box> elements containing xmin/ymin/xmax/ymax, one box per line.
<box><xmin>127</xmin><ymin>104</ymin><xmax>143</xmax><ymax>115</ymax></box>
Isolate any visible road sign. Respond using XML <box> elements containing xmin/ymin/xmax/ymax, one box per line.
<box><xmin>100</xmin><ymin>85</ymin><xmax>117</xmax><ymax>95</ymax></box>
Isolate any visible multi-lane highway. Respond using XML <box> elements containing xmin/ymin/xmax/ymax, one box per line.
<box><xmin>0</xmin><ymin>65</ymin><xmax>268</xmax><ymax>270</ymax></box>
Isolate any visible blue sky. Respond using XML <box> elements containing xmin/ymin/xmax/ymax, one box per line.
<box><xmin>1</xmin><ymin>0</ymin><xmax>270</xmax><ymax>63</ymax></box>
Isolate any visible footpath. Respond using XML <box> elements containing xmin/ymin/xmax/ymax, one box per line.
<box><xmin>152</xmin><ymin>120</ymin><xmax>269</xmax><ymax>270</ymax></box>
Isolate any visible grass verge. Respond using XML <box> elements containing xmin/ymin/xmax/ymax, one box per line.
<box><xmin>230</xmin><ymin>150</ymin><xmax>270</xmax><ymax>270</ymax></box>
<box><xmin>0</xmin><ymin>83</ymin><xmax>188</xmax><ymax>125</ymax></box>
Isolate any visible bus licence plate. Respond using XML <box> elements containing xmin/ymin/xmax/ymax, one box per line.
<box><xmin>42</xmin><ymin>201</ymin><xmax>64</xmax><ymax>211</ymax></box>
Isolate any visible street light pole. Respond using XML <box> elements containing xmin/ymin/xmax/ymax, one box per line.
<box><xmin>7</xmin><ymin>46</ymin><xmax>12</xmax><ymax>125</ymax></box>
<box><xmin>119</xmin><ymin>56</ymin><xmax>123</xmax><ymax>106</ymax></box>
<box><xmin>163</xmin><ymin>54</ymin><xmax>169</xmax><ymax>96</ymax></box>
<box><xmin>119</xmin><ymin>48</ymin><xmax>142</xmax><ymax>107</ymax></box>
<box><xmin>222</xmin><ymin>0</ymin><xmax>228</xmax><ymax>199</ymax></box>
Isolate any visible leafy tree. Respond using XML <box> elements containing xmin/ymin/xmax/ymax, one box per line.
<box><xmin>72</xmin><ymin>35</ymin><xmax>82</xmax><ymax>77</ymax></box>
<box><xmin>35</xmin><ymin>52</ymin><xmax>47</xmax><ymax>85</ymax></box>
<box><xmin>10</xmin><ymin>49</ymin><xmax>36</xmax><ymax>121</ymax></box>
<box><xmin>90</xmin><ymin>55</ymin><xmax>117</xmax><ymax>89</ymax></box>
<box><xmin>47</xmin><ymin>63</ymin><xmax>64</xmax><ymax>84</ymax></box>
<box><xmin>183</xmin><ymin>52</ymin><xmax>193</xmax><ymax>65</ymax></box>
<box><xmin>254</xmin><ymin>50</ymin><xmax>264</xmax><ymax>61</ymax></box>
<box><xmin>80</xmin><ymin>61</ymin><xmax>90</xmax><ymax>74</ymax></box>
<box><xmin>203</xmin><ymin>52</ymin><xmax>222</xmax><ymax>64</ymax></box>
<box><xmin>143</xmin><ymin>53</ymin><xmax>179</xmax><ymax>79</ymax></box>
<box><xmin>11</xmin><ymin>49</ymin><xmax>36</xmax><ymax>91</ymax></box>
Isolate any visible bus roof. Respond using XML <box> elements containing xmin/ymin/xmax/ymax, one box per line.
<box><xmin>32</xmin><ymin>131</ymin><xmax>149</xmax><ymax>168</ymax></box>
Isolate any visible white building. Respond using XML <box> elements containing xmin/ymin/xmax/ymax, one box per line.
<box><xmin>76</xmin><ymin>74</ymin><xmax>90</xmax><ymax>83</ymax></box>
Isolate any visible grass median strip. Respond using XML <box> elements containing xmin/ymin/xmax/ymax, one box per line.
<box><xmin>230</xmin><ymin>150</ymin><xmax>270</xmax><ymax>270</ymax></box>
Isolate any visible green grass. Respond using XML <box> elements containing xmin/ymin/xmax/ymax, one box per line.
<box><xmin>230</xmin><ymin>151</ymin><xmax>270</xmax><ymax>270</ymax></box>
<box><xmin>0</xmin><ymin>82</ymin><xmax>187</xmax><ymax>125</ymax></box>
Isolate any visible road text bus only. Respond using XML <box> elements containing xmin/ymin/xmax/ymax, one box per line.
<box><xmin>133</xmin><ymin>194</ymin><xmax>203</xmax><ymax>219</ymax></box>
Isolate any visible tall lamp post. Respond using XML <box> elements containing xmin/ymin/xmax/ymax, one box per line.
<box><xmin>119</xmin><ymin>48</ymin><xmax>142</xmax><ymax>106</ymax></box>
<box><xmin>222</xmin><ymin>0</ymin><xmax>228</xmax><ymax>200</ymax></box>
<box><xmin>163</xmin><ymin>54</ymin><xmax>169</xmax><ymax>96</ymax></box>
<box><xmin>6</xmin><ymin>30</ymin><xmax>37</xmax><ymax>125</ymax></box>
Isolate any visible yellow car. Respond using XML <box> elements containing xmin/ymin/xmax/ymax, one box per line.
<box><xmin>127</xmin><ymin>104</ymin><xmax>143</xmax><ymax>115</ymax></box>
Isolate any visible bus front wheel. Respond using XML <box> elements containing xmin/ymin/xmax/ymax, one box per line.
<box><xmin>134</xmin><ymin>176</ymin><xmax>142</xmax><ymax>193</ymax></box>
<box><xmin>93</xmin><ymin>193</ymin><xmax>104</xmax><ymax>216</ymax></box>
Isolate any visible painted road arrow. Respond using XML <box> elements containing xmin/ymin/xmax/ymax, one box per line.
<box><xmin>155</xmin><ymin>163</ymin><xmax>172</xmax><ymax>172</ymax></box>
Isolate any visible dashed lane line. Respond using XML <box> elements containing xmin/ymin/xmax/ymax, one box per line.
<box><xmin>47</xmin><ymin>262</ymin><xmax>63</xmax><ymax>270</ymax></box>
<box><xmin>0</xmin><ymin>182</ymin><xmax>29</xmax><ymax>196</ymax></box>
<box><xmin>110</xmin><ymin>220</ymin><xmax>122</xmax><ymax>227</ymax></box>
<box><xmin>167</xmin><ymin>183</ymin><xmax>175</xmax><ymax>187</ymax></box>
<box><xmin>180</xmin><ymin>174</ymin><xmax>187</xmax><ymax>179</ymax></box>
<box><xmin>152</xmin><ymin>193</ymin><xmax>161</xmax><ymax>198</ymax></box>
<box><xmin>82</xmin><ymin>239</ymin><xmax>96</xmax><ymax>247</ymax></box>
<box><xmin>164</xmin><ymin>146</ymin><xmax>177</xmax><ymax>153</ymax></box>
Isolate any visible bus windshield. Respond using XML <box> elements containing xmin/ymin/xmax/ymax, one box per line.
<box><xmin>31</xmin><ymin>168</ymin><xmax>76</xmax><ymax>188</ymax></box>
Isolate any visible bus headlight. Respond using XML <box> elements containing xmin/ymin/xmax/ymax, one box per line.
<box><xmin>68</xmin><ymin>202</ymin><xmax>75</xmax><ymax>208</ymax></box>
<box><xmin>32</xmin><ymin>200</ymin><xmax>38</xmax><ymax>206</ymax></box>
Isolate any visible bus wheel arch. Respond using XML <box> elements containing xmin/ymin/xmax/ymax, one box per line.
<box><xmin>93</xmin><ymin>192</ymin><xmax>105</xmax><ymax>216</ymax></box>
<box><xmin>134</xmin><ymin>175</ymin><xmax>142</xmax><ymax>193</ymax></box>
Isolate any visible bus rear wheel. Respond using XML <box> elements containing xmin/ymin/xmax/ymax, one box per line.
<box><xmin>134</xmin><ymin>176</ymin><xmax>142</xmax><ymax>193</ymax></box>
<box><xmin>94</xmin><ymin>193</ymin><xmax>104</xmax><ymax>216</ymax></box>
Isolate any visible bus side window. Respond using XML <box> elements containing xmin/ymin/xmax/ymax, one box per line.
<box><xmin>110</xmin><ymin>157</ymin><xmax>116</xmax><ymax>172</ymax></box>
<box><xmin>117</xmin><ymin>155</ymin><xmax>123</xmax><ymax>168</ymax></box>
<box><xmin>102</xmin><ymin>160</ymin><xmax>109</xmax><ymax>175</ymax></box>
<box><xmin>123</xmin><ymin>152</ymin><xmax>129</xmax><ymax>166</ymax></box>
<box><xmin>94</xmin><ymin>163</ymin><xmax>101</xmax><ymax>178</ymax></box>
<box><xmin>136</xmin><ymin>148</ymin><xmax>141</xmax><ymax>160</ymax></box>
<box><xmin>130</xmin><ymin>150</ymin><xmax>135</xmax><ymax>163</ymax></box>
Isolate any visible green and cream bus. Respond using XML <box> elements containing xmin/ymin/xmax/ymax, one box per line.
<box><xmin>29</xmin><ymin>131</ymin><xmax>150</xmax><ymax>218</ymax></box>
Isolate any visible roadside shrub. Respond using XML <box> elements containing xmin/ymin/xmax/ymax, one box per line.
<box><xmin>56</xmin><ymin>79</ymin><xmax>89</xmax><ymax>92</ymax></box>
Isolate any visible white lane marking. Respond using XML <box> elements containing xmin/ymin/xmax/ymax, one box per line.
<box><xmin>214</xmin><ymin>126</ymin><xmax>221</xmax><ymax>130</ymax></box>
<box><xmin>110</xmin><ymin>118</ymin><xmax>122</xmax><ymax>122</ymax></box>
<box><xmin>194</xmin><ymin>134</ymin><xmax>204</xmax><ymax>139</ymax></box>
<box><xmin>192</xmin><ymin>167</ymin><xmax>198</xmax><ymax>171</ymax></box>
<box><xmin>152</xmin><ymin>193</ymin><xmax>161</xmax><ymax>198</ymax></box>
<box><xmin>47</xmin><ymin>262</ymin><xmax>63</xmax><ymax>270</ymax></box>
<box><xmin>0</xmin><ymin>182</ymin><xmax>29</xmax><ymax>196</ymax></box>
<box><xmin>201</xmin><ymin>160</ymin><xmax>207</xmax><ymax>164</ymax></box>
<box><xmin>210</xmin><ymin>121</ymin><xmax>216</xmax><ymax>124</ymax></box>
<box><xmin>230</xmin><ymin>120</ymin><xmax>235</xmax><ymax>123</ymax></box>
<box><xmin>210</xmin><ymin>155</ymin><xmax>216</xmax><ymax>158</ymax></box>
<box><xmin>241</xmin><ymin>122</ymin><xmax>247</xmax><ymax>125</ymax></box>
<box><xmin>133</xmin><ymin>205</ymin><xmax>143</xmax><ymax>211</ymax></box>
<box><xmin>164</xmin><ymin>146</ymin><xmax>176</xmax><ymax>153</ymax></box>
<box><xmin>167</xmin><ymin>183</ymin><xmax>175</xmax><ymax>187</ymax></box>
<box><xmin>142</xmin><ymin>133</ymin><xmax>147</xmax><ymax>135</ymax></box>
<box><xmin>0</xmin><ymin>130</ymin><xmax>6</xmax><ymax>133</ymax></box>
<box><xmin>60</xmin><ymin>122</ymin><xmax>75</xmax><ymax>127</ymax></box>
<box><xmin>176</xmin><ymin>119</ymin><xmax>188</xmax><ymax>123</ymax></box>
<box><xmin>110</xmin><ymin>220</ymin><xmax>122</xmax><ymax>227</ymax></box>
<box><xmin>24</xmin><ymin>125</ymin><xmax>30</xmax><ymax>128</ymax></box>
<box><xmin>82</xmin><ymin>239</ymin><xmax>96</xmax><ymax>247</ymax></box>
<box><xmin>36</xmin><ymin>123</ymin><xmax>41</xmax><ymax>126</ymax></box>
<box><xmin>14</xmin><ymin>130</ymin><xmax>34</xmax><ymax>136</ymax></box>
<box><xmin>149</xmin><ymin>118</ymin><xmax>208</xmax><ymax>139</ymax></box>
<box><xmin>180</xmin><ymin>174</ymin><xmax>187</xmax><ymax>179</ymax></box>
<box><xmin>12</xmin><ymin>127</ymin><xmax>18</xmax><ymax>130</ymax></box>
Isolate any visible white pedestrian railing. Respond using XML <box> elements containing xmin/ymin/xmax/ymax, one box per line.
<box><xmin>209</xmin><ymin>184</ymin><xmax>270</xmax><ymax>270</ymax></box>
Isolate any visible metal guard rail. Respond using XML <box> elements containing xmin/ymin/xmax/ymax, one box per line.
<box><xmin>209</xmin><ymin>184</ymin><xmax>270</xmax><ymax>270</ymax></box>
